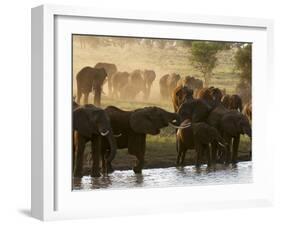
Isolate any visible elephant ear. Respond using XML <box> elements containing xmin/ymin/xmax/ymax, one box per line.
<box><xmin>73</xmin><ymin>107</ymin><xmax>93</xmax><ymax>137</ymax></box>
<box><xmin>73</xmin><ymin>105</ymin><xmax>101</xmax><ymax>137</ymax></box>
<box><xmin>129</xmin><ymin>108</ymin><xmax>160</xmax><ymax>135</ymax></box>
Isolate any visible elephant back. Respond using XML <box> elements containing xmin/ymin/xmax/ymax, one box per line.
<box><xmin>94</xmin><ymin>62</ymin><xmax>117</xmax><ymax>76</ymax></box>
<box><xmin>207</xmin><ymin>104</ymin><xmax>229</xmax><ymax>128</ymax></box>
<box><xmin>105</xmin><ymin>106</ymin><xmax>132</xmax><ymax>133</ymax></box>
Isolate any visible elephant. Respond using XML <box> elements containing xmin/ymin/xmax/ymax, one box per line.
<box><xmin>111</xmin><ymin>71</ymin><xmax>130</xmax><ymax>99</ymax></box>
<box><xmin>76</xmin><ymin>67</ymin><xmax>107</xmax><ymax>106</ymax></box>
<box><xmin>120</xmin><ymin>69</ymin><xmax>146</xmax><ymax>100</ymax></box>
<box><xmin>207</xmin><ymin>104</ymin><xmax>251</xmax><ymax>164</ymax></box>
<box><xmin>72</xmin><ymin>104</ymin><xmax>117</xmax><ymax>177</ymax></box>
<box><xmin>101</xmin><ymin>106</ymin><xmax>185</xmax><ymax>174</ymax></box>
<box><xmin>221</xmin><ymin>94</ymin><xmax>231</xmax><ymax>109</ymax></box>
<box><xmin>176</xmin><ymin>94</ymin><xmax>223</xmax><ymax>165</ymax></box>
<box><xmin>94</xmin><ymin>62</ymin><xmax>118</xmax><ymax>97</ymax></box>
<box><xmin>195</xmin><ymin>87</ymin><xmax>223</xmax><ymax>108</ymax></box>
<box><xmin>171</xmin><ymin>85</ymin><xmax>194</xmax><ymax>112</ymax></box>
<box><xmin>222</xmin><ymin>94</ymin><xmax>243</xmax><ymax>112</ymax></box>
<box><xmin>177</xmin><ymin>98</ymin><xmax>213</xmax><ymax>123</ymax></box>
<box><xmin>167</xmin><ymin>73</ymin><xmax>181</xmax><ymax>96</ymax></box>
<box><xmin>159</xmin><ymin>73</ymin><xmax>181</xmax><ymax>100</ymax></box>
<box><xmin>159</xmin><ymin>74</ymin><xmax>170</xmax><ymax>100</ymax></box>
<box><xmin>219</xmin><ymin>111</ymin><xmax>251</xmax><ymax>164</ymax></box>
<box><xmin>209</xmin><ymin>87</ymin><xmax>223</xmax><ymax>103</ymax></box>
<box><xmin>143</xmin><ymin>70</ymin><xmax>156</xmax><ymax>100</ymax></box>
<box><xmin>177</xmin><ymin>76</ymin><xmax>203</xmax><ymax>92</ymax></box>
<box><xmin>176</xmin><ymin>121</ymin><xmax>226</xmax><ymax>167</ymax></box>
<box><xmin>177</xmin><ymin>86</ymin><xmax>226</xmax><ymax>124</ymax></box>
<box><xmin>195</xmin><ymin>87</ymin><xmax>213</xmax><ymax>101</ymax></box>
<box><xmin>229</xmin><ymin>94</ymin><xmax>243</xmax><ymax>112</ymax></box>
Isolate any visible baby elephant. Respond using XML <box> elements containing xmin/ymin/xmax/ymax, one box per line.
<box><xmin>177</xmin><ymin>121</ymin><xmax>225</xmax><ymax>167</ymax></box>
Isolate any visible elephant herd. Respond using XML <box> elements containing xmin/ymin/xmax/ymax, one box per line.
<box><xmin>76</xmin><ymin>62</ymin><xmax>203</xmax><ymax>106</ymax></box>
<box><xmin>73</xmin><ymin>104</ymin><xmax>183</xmax><ymax>177</ymax></box>
<box><xmin>73</xmin><ymin>62</ymin><xmax>252</xmax><ymax>178</ymax></box>
<box><xmin>76</xmin><ymin>62</ymin><xmax>156</xmax><ymax>105</ymax></box>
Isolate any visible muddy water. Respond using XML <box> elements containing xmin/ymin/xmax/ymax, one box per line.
<box><xmin>73</xmin><ymin>161</ymin><xmax>252</xmax><ymax>191</ymax></box>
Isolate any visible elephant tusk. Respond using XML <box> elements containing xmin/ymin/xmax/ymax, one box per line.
<box><xmin>100</xmin><ymin>130</ymin><xmax>110</xmax><ymax>136</ymax></box>
<box><xmin>168</xmin><ymin>122</ymin><xmax>191</xmax><ymax>129</ymax></box>
<box><xmin>172</xmin><ymin>119</ymin><xmax>177</xmax><ymax>123</ymax></box>
<box><xmin>114</xmin><ymin>133</ymin><xmax>122</xmax><ymax>138</ymax></box>
<box><xmin>218</xmin><ymin>142</ymin><xmax>225</xmax><ymax>148</ymax></box>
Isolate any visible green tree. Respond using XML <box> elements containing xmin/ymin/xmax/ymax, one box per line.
<box><xmin>189</xmin><ymin>41</ymin><xmax>228</xmax><ymax>87</ymax></box>
<box><xmin>234</xmin><ymin>44</ymin><xmax>252</xmax><ymax>83</ymax></box>
<box><xmin>234</xmin><ymin>44</ymin><xmax>252</xmax><ymax>103</ymax></box>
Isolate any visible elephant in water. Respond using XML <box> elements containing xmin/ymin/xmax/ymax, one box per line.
<box><xmin>207</xmin><ymin>104</ymin><xmax>251</xmax><ymax>164</ymax></box>
<box><xmin>219</xmin><ymin>110</ymin><xmax>251</xmax><ymax>164</ymax></box>
<box><xmin>101</xmin><ymin>106</ymin><xmax>188</xmax><ymax>174</ymax></box>
<box><xmin>73</xmin><ymin>104</ymin><xmax>117</xmax><ymax>177</ymax></box>
<box><xmin>76</xmin><ymin>67</ymin><xmax>107</xmax><ymax>106</ymax></box>
<box><xmin>176</xmin><ymin>121</ymin><xmax>226</xmax><ymax>167</ymax></box>
<box><xmin>94</xmin><ymin>62</ymin><xmax>118</xmax><ymax>97</ymax></box>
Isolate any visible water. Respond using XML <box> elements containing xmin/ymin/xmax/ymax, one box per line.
<box><xmin>73</xmin><ymin>161</ymin><xmax>252</xmax><ymax>191</ymax></box>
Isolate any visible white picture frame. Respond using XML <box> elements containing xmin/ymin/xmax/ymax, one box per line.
<box><xmin>31</xmin><ymin>4</ymin><xmax>274</xmax><ymax>221</ymax></box>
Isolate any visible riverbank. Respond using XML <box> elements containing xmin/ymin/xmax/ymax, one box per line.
<box><xmin>80</xmin><ymin>134</ymin><xmax>251</xmax><ymax>175</ymax></box>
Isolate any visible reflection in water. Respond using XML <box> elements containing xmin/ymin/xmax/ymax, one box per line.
<box><xmin>73</xmin><ymin>161</ymin><xmax>252</xmax><ymax>191</ymax></box>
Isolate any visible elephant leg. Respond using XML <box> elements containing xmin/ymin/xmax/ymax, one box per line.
<box><xmin>72</xmin><ymin>131</ymin><xmax>77</xmax><ymax>173</ymax></box>
<box><xmin>83</xmin><ymin>92</ymin><xmax>89</xmax><ymax>105</ymax></box>
<box><xmin>180</xmin><ymin>150</ymin><xmax>186</xmax><ymax>166</ymax></box>
<box><xmin>103</xmin><ymin>149</ymin><xmax>114</xmax><ymax>174</ymax></box>
<box><xmin>176</xmin><ymin>151</ymin><xmax>181</xmax><ymax>165</ymax></box>
<box><xmin>195</xmin><ymin>143</ymin><xmax>202</xmax><ymax>168</ymax></box>
<box><xmin>108</xmin><ymin>78</ymin><xmax>112</xmax><ymax>96</ymax></box>
<box><xmin>91</xmin><ymin>135</ymin><xmax>101</xmax><ymax>177</ymax></box>
<box><xmin>133</xmin><ymin>135</ymin><xmax>146</xmax><ymax>174</ymax></box>
<box><xmin>143</xmin><ymin>85</ymin><xmax>150</xmax><ymax>100</ymax></box>
<box><xmin>112</xmin><ymin>87</ymin><xmax>117</xmax><ymax>99</ymax></box>
<box><xmin>211</xmin><ymin>141</ymin><xmax>218</xmax><ymax>165</ymax></box>
<box><xmin>232</xmin><ymin>135</ymin><xmax>240</xmax><ymax>164</ymax></box>
<box><xmin>176</xmin><ymin>140</ymin><xmax>183</xmax><ymax>165</ymax></box>
<box><xmin>74</xmin><ymin>134</ymin><xmax>86</xmax><ymax>178</ymax></box>
<box><xmin>224</xmin><ymin>136</ymin><xmax>232</xmax><ymax>165</ymax></box>
<box><xmin>147</xmin><ymin>84</ymin><xmax>151</xmax><ymax>98</ymax></box>
<box><xmin>94</xmin><ymin>87</ymin><xmax>101</xmax><ymax>106</ymax></box>
<box><xmin>100</xmin><ymin>142</ymin><xmax>107</xmax><ymax>174</ymax></box>
<box><xmin>206</xmin><ymin>144</ymin><xmax>211</xmax><ymax>167</ymax></box>
<box><xmin>101</xmin><ymin>150</ymin><xmax>106</xmax><ymax>174</ymax></box>
<box><xmin>77</xmin><ymin>88</ymin><xmax>82</xmax><ymax>104</ymax></box>
<box><xmin>134</xmin><ymin>152</ymin><xmax>145</xmax><ymax>174</ymax></box>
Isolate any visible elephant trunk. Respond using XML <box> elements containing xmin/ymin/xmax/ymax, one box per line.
<box><xmin>105</xmin><ymin>130</ymin><xmax>117</xmax><ymax>162</ymax></box>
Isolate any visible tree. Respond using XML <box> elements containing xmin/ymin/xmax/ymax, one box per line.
<box><xmin>234</xmin><ymin>44</ymin><xmax>252</xmax><ymax>83</ymax></box>
<box><xmin>189</xmin><ymin>41</ymin><xmax>228</xmax><ymax>87</ymax></box>
<box><xmin>234</xmin><ymin>44</ymin><xmax>252</xmax><ymax>103</ymax></box>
